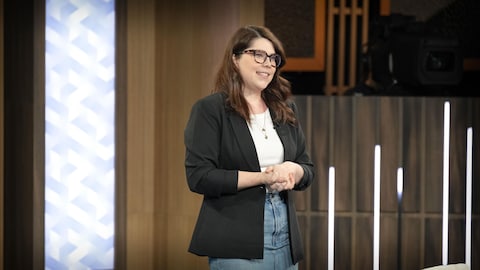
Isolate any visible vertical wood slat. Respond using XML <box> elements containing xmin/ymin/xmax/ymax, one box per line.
<box><xmin>349</xmin><ymin>0</ymin><xmax>358</xmax><ymax>87</ymax></box>
<box><xmin>337</xmin><ymin>0</ymin><xmax>346</xmax><ymax>94</ymax></box>
<box><xmin>403</xmin><ymin>217</ymin><xmax>422</xmax><ymax>269</ymax></box>
<box><xmin>115</xmin><ymin>1</ymin><xmax>127</xmax><ymax>270</ymax></box>
<box><xmin>355</xmin><ymin>216</ymin><xmax>373</xmax><ymax>269</ymax></box>
<box><xmin>3</xmin><ymin>0</ymin><xmax>45</xmax><ymax>269</ymax></box>
<box><xmin>403</xmin><ymin>98</ymin><xmax>424</xmax><ymax>213</ymax></box>
<box><xmin>380</xmin><ymin>0</ymin><xmax>391</xmax><ymax>16</ymax></box>
<box><xmin>294</xmin><ymin>96</ymin><xmax>311</xmax><ymax>212</ymax></box>
<box><xmin>325</xmin><ymin>0</ymin><xmax>335</xmax><ymax>94</ymax></box>
<box><xmin>310</xmin><ymin>216</ymin><xmax>328</xmax><ymax>269</ymax></box>
<box><xmin>379</xmin><ymin>97</ymin><xmax>402</xmax><ymax>212</ymax></box>
<box><xmin>424</xmin><ymin>99</ymin><xmax>447</xmax><ymax>213</ymax></box>
<box><xmin>333</xmin><ymin>97</ymin><xmax>354</xmax><ymax>212</ymax></box>
<box><xmin>356</xmin><ymin>97</ymin><xmax>377</xmax><ymax>212</ymax></box>
<box><xmin>325</xmin><ymin>0</ymin><xmax>370</xmax><ymax>95</ymax></box>
<box><xmin>380</xmin><ymin>216</ymin><xmax>399</xmax><ymax>269</ymax></box>
<box><xmin>125</xmin><ymin>0</ymin><xmax>156</xmax><ymax>269</ymax></box>
<box><xmin>310</xmin><ymin>97</ymin><xmax>330</xmax><ymax>212</ymax></box>
<box><xmin>302</xmin><ymin>96</ymin><xmax>480</xmax><ymax>269</ymax></box>
<box><xmin>362</xmin><ymin>0</ymin><xmax>370</xmax><ymax>63</ymax></box>
<box><xmin>292</xmin><ymin>96</ymin><xmax>312</xmax><ymax>269</ymax></box>
<box><xmin>450</xmin><ymin>99</ymin><xmax>469</xmax><ymax>214</ymax></box>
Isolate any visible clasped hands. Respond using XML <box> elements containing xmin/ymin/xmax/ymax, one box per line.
<box><xmin>263</xmin><ymin>161</ymin><xmax>300</xmax><ymax>192</ymax></box>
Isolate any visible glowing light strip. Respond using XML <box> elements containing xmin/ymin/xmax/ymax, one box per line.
<box><xmin>373</xmin><ymin>145</ymin><xmax>381</xmax><ymax>270</ymax></box>
<box><xmin>397</xmin><ymin>168</ymin><xmax>403</xmax><ymax>198</ymax></box>
<box><xmin>442</xmin><ymin>101</ymin><xmax>450</xmax><ymax>265</ymax></box>
<box><xmin>397</xmin><ymin>167</ymin><xmax>403</xmax><ymax>269</ymax></box>
<box><xmin>45</xmin><ymin>0</ymin><xmax>115</xmax><ymax>268</ymax></box>
<box><xmin>465</xmin><ymin>127</ymin><xmax>473</xmax><ymax>267</ymax></box>
<box><xmin>328</xmin><ymin>166</ymin><xmax>335</xmax><ymax>270</ymax></box>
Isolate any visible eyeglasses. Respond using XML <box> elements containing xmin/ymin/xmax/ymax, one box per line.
<box><xmin>239</xmin><ymin>49</ymin><xmax>282</xmax><ymax>68</ymax></box>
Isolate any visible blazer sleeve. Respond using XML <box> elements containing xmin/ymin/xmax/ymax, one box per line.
<box><xmin>184</xmin><ymin>94</ymin><xmax>239</xmax><ymax>197</ymax></box>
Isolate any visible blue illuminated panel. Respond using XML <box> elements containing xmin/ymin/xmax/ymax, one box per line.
<box><xmin>45</xmin><ymin>0</ymin><xmax>115</xmax><ymax>269</ymax></box>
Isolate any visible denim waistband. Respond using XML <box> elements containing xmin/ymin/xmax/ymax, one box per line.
<box><xmin>266</xmin><ymin>191</ymin><xmax>285</xmax><ymax>202</ymax></box>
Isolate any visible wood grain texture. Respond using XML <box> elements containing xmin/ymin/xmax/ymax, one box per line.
<box><xmin>297</xmin><ymin>96</ymin><xmax>480</xmax><ymax>269</ymax></box>
<box><xmin>122</xmin><ymin>0</ymin><xmax>264</xmax><ymax>269</ymax></box>
<box><xmin>2</xmin><ymin>1</ymin><xmax>479</xmax><ymax>270</ymax></box>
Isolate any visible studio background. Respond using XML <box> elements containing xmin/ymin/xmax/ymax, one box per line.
<box><xmin>2</xmin><ymin>0</ymin><xmax>479</xmax><ymax>269</ymax></box>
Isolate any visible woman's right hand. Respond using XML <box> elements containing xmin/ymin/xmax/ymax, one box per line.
<box><xmin>263</xmin><ymin>168</ymin><xmax>294</xmax><ymax>192</ymax></box>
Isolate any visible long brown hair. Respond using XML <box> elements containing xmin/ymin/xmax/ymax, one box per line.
<box><xmin>213</xmin><ymin>25</ymin><xmax>296</xmax><ymax>125</ymax></box>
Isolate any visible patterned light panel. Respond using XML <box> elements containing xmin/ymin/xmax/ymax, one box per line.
<box><xmin>45</xmin><ymin>0</ymin><xmax>115</xmax><ymax>269</ymax></box>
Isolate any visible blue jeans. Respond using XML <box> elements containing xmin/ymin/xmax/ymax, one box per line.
<box><xmin>209</xmin><ymin>193</ymin><xmax>298</xmax><ymax>270</ymax></box>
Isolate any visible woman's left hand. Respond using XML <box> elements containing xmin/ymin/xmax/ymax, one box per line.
<box><xmin>264</xmin><ymin>161</ymin><xmax>301</xmax><ymax>192</ymax></box>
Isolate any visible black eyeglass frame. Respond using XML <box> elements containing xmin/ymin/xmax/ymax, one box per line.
<box><xmin>238</xmin><ymin>49</ymin><xmax>282</xmax><ymax>68</ymax></box>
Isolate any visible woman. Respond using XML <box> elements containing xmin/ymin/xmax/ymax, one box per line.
<box><xmin>184</xmin><ymin>25</ymin><xmax>315</xmax><ymax>269</ymax></box>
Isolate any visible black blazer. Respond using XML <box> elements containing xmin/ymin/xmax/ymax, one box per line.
<box><xmin>184</xmin><ymin>92</ymin><xmax>314</xmax><ymax>264</ymax></box>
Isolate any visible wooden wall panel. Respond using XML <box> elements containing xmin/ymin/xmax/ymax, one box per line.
<box><xmin>298</xmin><ymin>96</ymin><xmax>480</xmax><ymax>269</ymax></box>
<box><xmin>121</xmin><ymin>0</ymin><xmax>265</xmax><ymax>269</ymax></box>
<box><xmin>449</xmin><ymin>218</ymin><xmax>466</xmax><ymax>264</ymax></box>
<box><xmin>424</xmin><ymin>99</ymin><xmax>446</xmax><ymax>214</ymax></box>
<box><xmin>114</xmin><ymin>0</ymin><xmax>127</xmax><ymax>268</ymax></box>
<box><xmin>379</xmin><ymin>97</ymin><xmax>402</xmax><ymax>212</ymax></box>
<box><xmin>402</xmin><ymin>217</ymin><xmax>422</xmax><ymax>269</ymax></box>
<box><xmin>3</xmin><ymin>0</ymin><xmax>45</xmax><ymax>269</ymax></box>
<box><xmin>403</xmin><ymin>98</ymin><xmax>423</xmax><ymax>213</ymax></box>
<box><xmin>380</xmin><ymin>216</ymin><xmax>398</xmax><ymax>270</ymax></box>
<box><xmin>474</xmin><ymin>219</ymin><xmax>480</xmax><ymax>268</ymax></box>
<box><xmin>334</xmin><ymin>98</ymin><xmax>354</xmax><ymax>212</ymax></box>
<box><xmin>309</xmin><ymin>96</ymin><xmax>330</xmax><ymax>211</ymax></box>
<box><xmin>450</xmin><ymin>99</ymin><xmax>469</xmax><ymax>214</ymax></box>
<box><xmin>355</xmin><ymin>216</ymin><xmax>373</xmax><ymax>269</ymax></box>
<box><xmin>425</xmin><ymin>218</ymin><xmax>443</xmax><ymax>267</ymax></box>
<box><xmin>336</xmin><ymin>216</ymin><xmax>353</xmax><ymax>270</ymax></box>
<box><xmin>309</xmin><ymin>216</ymin><xmax>328</xmax><ymax>270</ymax></box>
<box><xmin>355</xmin><ymin>97</ymin><xmax>377</xmax><ymax>212</ymax></box>
<box><xmin>325</xmin><ymin>0</ymin><xmax>369</xmax><ymax>94</ymax></box>
<box><xmin>293</xmin><ymin>96</ymin><xmax>311</xmax><ymax>211</ymax></box>
<box><xmin>124</xmin><ymin>0</ymin><xmax>156</xmax><ymax>269</ymax></box>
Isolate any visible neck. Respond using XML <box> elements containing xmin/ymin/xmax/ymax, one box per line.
<box><xmin>245</xmin><ymin>94</ymin><xmax>266</xmax><ymax>114</ymax></box>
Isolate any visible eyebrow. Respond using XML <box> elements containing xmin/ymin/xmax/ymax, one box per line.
<box><xmin>245</xmin><ymin>49</ymin><xmax>278</xmax><ymax>55</ymax></box>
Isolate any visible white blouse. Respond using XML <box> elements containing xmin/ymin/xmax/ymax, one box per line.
<box><xmin>247</xmin><ymin>108</ymin><xmax>284</xmax><ymax>172</ymax></box>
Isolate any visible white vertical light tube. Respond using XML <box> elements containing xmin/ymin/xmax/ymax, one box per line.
<box><xmin>397</xmin><ymin>168</ymin><xmax>403</xmax><ymax>200</ymax></box>
<box><xmin>465</xmin><ymin>127</ymin><xmax>473</xmax><ymax>267</ymax></box>
<box><xmin>373</xmin><ymin>145</ymin><xmax>381</xmax><ymax>270</ymax></box>
<box><xmin>328</xmin><ymin>166</ymin><xmax>335</xmax><ymax>270</ymax></box>
<box><xmin>397</xmin><ymin>167</ymin><xmax>404</xmax><ymax>270</ymax></box>
<box><xmin>442</xmin><ymin>101</ymin><xmax>451</xmax><ymax>265</ymax></box>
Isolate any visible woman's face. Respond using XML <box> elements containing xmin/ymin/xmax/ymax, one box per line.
<box><xmin>233</xmin><ymin>37</ymin><xmax>277</xmax><ymax>95</ymax></box>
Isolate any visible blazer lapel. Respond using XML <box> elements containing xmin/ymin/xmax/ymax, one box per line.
<box><xmin>269</xmin><ymin>109</ymin><xmax>294</xmax><ymax>162</ymax></box>
<box><xmin>274</xmin><ymin>122</ymin><xmax>294</xmax><ymax>161</ymax></box>
<box><xmin>228</xmin><ymin>112</ymin><xmax>261</xmax><ymax>171</ymax></box>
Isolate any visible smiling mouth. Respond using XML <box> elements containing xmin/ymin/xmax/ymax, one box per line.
<box><xmin>257</xmin><ymin>71</ymin><xmax>270</xmax><ymax>77</ymax></box>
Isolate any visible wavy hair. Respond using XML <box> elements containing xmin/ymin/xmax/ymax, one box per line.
<box><xmin>213</xmin><ymin>25</ymin><xmax>296</xmax><ymax>125</ymax></box>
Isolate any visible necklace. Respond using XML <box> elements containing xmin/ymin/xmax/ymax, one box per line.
<box><xmin>253</xmin><ymin>111</ymin><xmax>268</xmax><ymax>139</ymax></box>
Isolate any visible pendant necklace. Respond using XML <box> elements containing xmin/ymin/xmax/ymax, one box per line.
<box><xmin>253</xmin><ymin>111</ymin><xmax>268</xmax><ymax>139</ymax></box>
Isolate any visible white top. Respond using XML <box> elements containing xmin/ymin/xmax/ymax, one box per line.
<box><xmin>247</xmin><ymin>108</ymin><xmax>284</xmax><ymax>172</ymax></box>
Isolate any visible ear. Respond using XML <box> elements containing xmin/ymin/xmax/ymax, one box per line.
<box><xmin>232</xmin><ymin>54</ymin><xmax>239</xmax><ymax>67</ymax></box>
